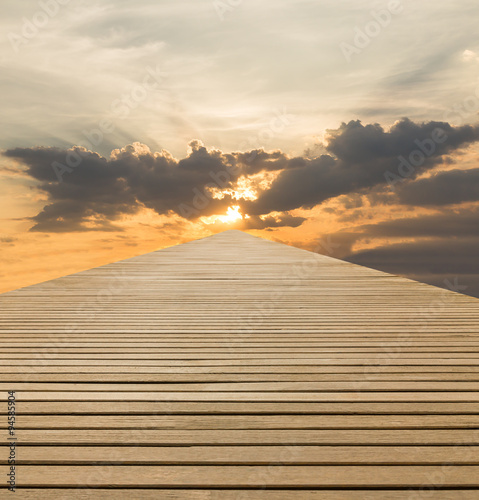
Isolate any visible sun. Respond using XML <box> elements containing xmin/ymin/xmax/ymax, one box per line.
<box><xmin>200</xmin><ymin>205</ymin><xmax>248</xmax><ymax>225</ymax></box>
<box><xmin>217</xmin><ymin>205</ymin><xmax>243</xmax><ymax>223</ymax></box>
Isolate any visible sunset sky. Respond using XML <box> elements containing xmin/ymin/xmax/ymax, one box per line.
<box><xmin>1</xmin><ymin>0</ymin><xmax>479</xmax><ymax>297</ymax></box>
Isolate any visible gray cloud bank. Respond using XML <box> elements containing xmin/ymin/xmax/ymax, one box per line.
<box><xmin>321</xmin><ymin>208</ymin><xmax>479</xmax><ymax>299</ymax></box>
<box><xmin>5</xmin><ymin>118</ymin><xmax>479</xmax><ymax>231</ymax></box>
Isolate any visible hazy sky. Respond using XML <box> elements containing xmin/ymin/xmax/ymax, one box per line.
<box><xmin>1</xmin><ymin>0</ymin><xmax>479</xmax><ymax>297</ymax></box>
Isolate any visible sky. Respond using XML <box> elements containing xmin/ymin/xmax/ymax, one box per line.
<box><xmin>1</xmin><ymin>0</ymin><xmax>479</xmax><ymax>297</ymax></box>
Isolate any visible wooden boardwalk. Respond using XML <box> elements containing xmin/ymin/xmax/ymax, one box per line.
<box><xmin>1</xmin><ymin>229</ymin><xmax>479</xmax><ymax>498</ymax></box>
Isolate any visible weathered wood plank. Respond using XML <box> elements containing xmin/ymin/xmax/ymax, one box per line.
<box><xmin>4</xmin><ymin>365</ymin><xmax>479</xmax><ymax>373</ymax></box>
<box><xmin>11</xmin><ymin>429</ymin><xmax>479</xmax><ymax>445</ymax></box>
<box><xmin>4</xmin><ymin>401</ymin><xmax>479</xmax><ymax>414</ymax></box>
<box><xmin>4</xmin><ymin>445</ymin><xmax>478</xmax><ymax>464</ymax></box>
<box><xmin>9</xmin><ymin>391</ymin><xmax>479</xmax><ymax>401</ymax></box>
<box><xmin>3</xmin><ymin>375</ymin><xmax>479</xmax><ymax>385</ymax></box>
<box><xmin>8</xmin><ymin>491</ymin><xmax>479</xmax><ymax>499</ymax></box>
<box><xmin>2</xmin><ymin>465</ymin><xmax>479</xmax><ymax>487</ymax></box>
<box><xmin>4</xmin><ymin>353</ymin><xmax>479</xmax><ymax>359</ymax></box>
<box><xmin>3</xmin><ymin>373</ymin><xmax>479</xmax><ymax>382</ymax></box>
<box><xmin>6</xmin><ymin>414</ymin><xmax>479</xmax><ymax>429</ymax></box>
<box><xmin>4</xmin><ymin>359</ymin><xmax>479</xmax><ymax>365</ymax></box>
<box><xmin>2</xmin><ymin>381</ymin><xmax>479</xmax><ymax>391</ymax></box>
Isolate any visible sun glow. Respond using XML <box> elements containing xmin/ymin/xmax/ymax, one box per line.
<box><xmin>218</xmin><ymin>205</ymin><xmax>243</xmax><ymax>223</ymax></box>
<box><xmin>201</xmin><ymin>205</ymin><xmax>248</xmax><ymax>225</ymax></box>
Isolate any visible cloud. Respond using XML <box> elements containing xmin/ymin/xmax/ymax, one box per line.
<box><xmin>346</xmin><ymin>238</ymin><xmax>479</xmax><ymax>284</ymax></box>
<box><xmin>244</xmin><ymin>118</ymin><xmax>479</xmax><ymax>215</ymax></box>
<box><xmin>4</xmin><ymin>118</ymin><xmax>479</xmax><ymax>233</ymax></box>
<box><xmin>397</xmin><ymin>168</ymin><xmax>479</xmax><ymax>206</ymax></box>
<box><xmin>347</xmin><ymin>208</ymin><xmax>479</xmax><ymax>240</ymax></box>
<box><xmin>347</xmin><ymin>239</ymin><xmax>479</xmax><ymax>299</ymax></box>
<box><xmin>0</xmin><ymin>236</ymin><xmax>16</xmax><ymax>245</ymax></box>
<box><xmin>3</xmin><ymin>141</ymin><xmax>288</xmax><ymax>232</ymax></box>
<box><xmin>318</xmin><ymin>206</ymin><xmax>479</xmax><ymax>258</ymax></box>
<box><xmin>462</xmin><ymin>49</ymin><xmax>479</xmax><ymax>62</ymax></box>
<box><xmin>319</xmin><ymin>207</ymin><xmax>479</xmax><ymax>298</ymax></box>
<box><xmin>243</xmin><ymin>213</ymin><xmax>307</xmax><ymax>230</ymax></box>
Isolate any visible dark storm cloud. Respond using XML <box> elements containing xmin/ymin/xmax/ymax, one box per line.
<box><xmin>397</xmin><ymin>168</ymin><xmax>479</xmax><ymax>206</ymax></box>
<box><xmin>235</xmin><ymin>149</ymin><xmax>292</xmax><ymax>175</ymax></box>
<box><xmin>245</xmin><ymin>119</ymin><xmax>479</xmax><ymax>215</ymax></box>
<box><xmin>4</xmin><ymin>118</ymin><xmax>479</xmax><ymax>232</ymax></box>
<box><xmin>346</xmin><ymin>238</ymin><xmax>479</xmax><ymax>299</ymax></box>
<box><xmin>322</xmin><ymin>208</ymin><xmax>479</xmax><ymax>298</ymax></box>
<box><xmin>317</xmin><ymin>207</ymin><xmax>479</xmax><ymax>260</ymax></box>
<box><xmin>3</xmin><ymin>142</ymin><xmax>289</xmax><ymax>232</ymax></box>
<box><xmin>349</xmin><ymin>208</ymin><xmax>479</xmax><ymax>240</ymax></box>
<box><xmin>346</xmin><ymin>239</ymin><xmax>479</xmax><ymax>281</ymax></box>
<box><xmin>243</xmin><ymin>213</ymin><xmax>307</xmax><ymax>230</ymax></box>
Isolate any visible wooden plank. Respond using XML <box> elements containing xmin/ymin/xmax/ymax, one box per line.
<box><xmin>4</xmin><ymin>359</ymin><xmax>479</xmax><ymax>365</ymax></box>
<box><xmin>2</xmin><ymin>334</ymin><xmax>479</xmax><ymax>340</ymax></box>
<box><xmin>3</xmin><ymin>465</ymin><xmax>479</xmax><ymax>487</ymax></box>
<box><xmin>5</xmin><ymin>353</ymin><xmax>479</xmax><ymax>359</ymax></box>
<box><xmin>3</xmin><ymin>372</ymin><xmax>479</xmax><ymax>382</ymax></box>
<box><xmin>11</xmin><ymin>429</ymin><xmax>479</xmax><ymax>445</ymax></box>
<box><xmin>7</xmin><ymin>414</ymin><xmax>479</xmax><ymax>429</ymax></box>
<box><xmin>4</xmin><ymin>365</ymin><xmax>479</xmax><ymax>373</ymax></box>
<box><xmin>1</xmin><ymin>330</ymin><xmax>478</xmax><ymax>335</ymax></box>
<box><xmin>2</xmin><ymin>339</ymin><xmax>479</xmax><ymax>346</ymax></box>
<box><xmin>5</xmin><ymin>401</ymin><xmax>479</xmax><ymax>414</ymax></box>
<box><xmin>4</xmin><ymin>445</ymin><xmax>479</xmax><ymax>464</ymax></box>
<box><xmin>4</xmin><ymin>345</ymin><xmax>479</xmax><ymax>352</ymax></box>
<box><xmin>9</xmin><ymin>391</ymin><xmax>479</xmax><ymax>401</ymax></box>
<box><xmin>2</xmin><ymin>381</ymin><xmax>479</xmax><ymax>391</ymax></box>
<box><xmin>7</xmin><ymin>490</ymin><xmax>479</xmax><ymax>500</ymax></box>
